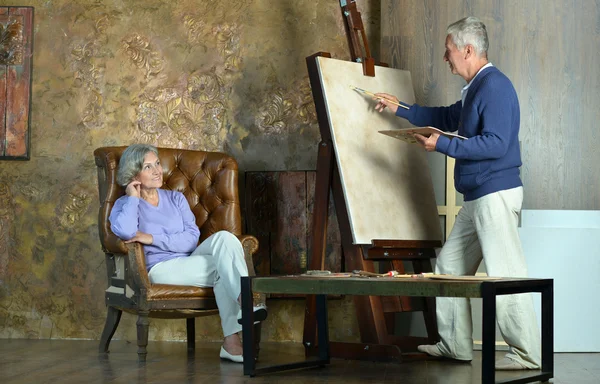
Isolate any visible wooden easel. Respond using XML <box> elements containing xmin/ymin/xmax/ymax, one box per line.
<box><xmin>302</xmin><ymin>0</ymin><xmax>441</xmax><ymax>361</ymax></box>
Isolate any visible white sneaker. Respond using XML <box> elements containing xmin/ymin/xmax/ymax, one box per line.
<box><xmin>417</xmin><ymin>344</ymin><xmax>445</xmax><ymax>357</ymax></box>
<box><xmin>417</xmin><ymin>344</ymin><xmax>472</xmax><ymax>362</ymax></box>
<box><xmin>219</xmin><ymin>346</ymin><xmax>243</xmax><ymax>363</ymax></box>
<box><xmin>237</xmin><ymin>303</ymin><xmax>267</xmax><ymax>325</ymax></box>
<box><xmin>495</xmin><ymin>357</ymin><xmax>531</xmax><ymax>370</ymax></box>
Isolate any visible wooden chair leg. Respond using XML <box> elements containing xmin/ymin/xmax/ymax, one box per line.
<box><xmin>186</xmin><ymin>318</ymin><xmax>196</xmax><ymax>352</ymax></box>
<box><xmin>99</xmin><ymin>306</ymin><xmax>122</xmax><ymax>353</ymax></box>
<box><xmin>136</xmin><ymin>311</ymin><xmax>150</xmax><ymax>362</ymax></box>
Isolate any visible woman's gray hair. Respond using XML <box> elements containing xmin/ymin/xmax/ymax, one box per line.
<box><xmin>447</xmin><ymin>16</ymin><xmax>489</xmax><ymax>58</ymax></box>
<box><xmin>116</xmin><ymin>144</ymin><xmax>159</xmax><ymax>187</ymax></box>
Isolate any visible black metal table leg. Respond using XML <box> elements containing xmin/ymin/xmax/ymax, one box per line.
<box><xmin>242</xmin><ymin>276</ymin><xmax>256</xmax><ymax>376</ymax></box>
<box><xmin>541</xmin><ymin>280</ymin><xmax>554</xmax><ymax>380</ymax></box>
<box><xmin>481</xmin><ymin>282</ymin><xmax>497</xmax><ymax>384</ymax></box>
<box><xmin>316</xmin><ymin>294</ymin><xmax>330</xmax><ymax>364</ymax></box>
<box><xmin>243</xmin><ymin>286</ymin><xmax>330</xmax><ymax>376</ymax></box>
<box><xmin>481</xmin><ymin>280</ymin><xmax>554</xmax><ymax>384</ymax></box>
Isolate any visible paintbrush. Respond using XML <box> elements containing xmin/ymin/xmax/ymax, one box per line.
<box><xmin>350</xmin><ymin>86</ymin><xmax>410</xmax><ymax>110</ymax></box>
<box><xmin>353</xmin><ymin>270</ymin><xmax>399</xmax><ymax>277</ymax></box>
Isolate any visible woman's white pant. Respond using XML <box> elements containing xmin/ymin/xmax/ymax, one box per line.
<box><xmin>435</xmin><ymin>187</ymin><xmax>541</xmax><ymax>368</ymax></box>
<box><xmin>148</xmin><ymin>230</ymin><xmax>248</xmax><ymax>337</ymax></box>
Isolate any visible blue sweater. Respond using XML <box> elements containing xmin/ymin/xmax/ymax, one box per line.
<box><xmin>109</xmin><ymin>189</ymin><xmax>201</xmax><ymax>270</ymax></box>
<box><xmin>396</xmin><ymin>66</ymin><xmax>522</xmax><ymax>201</ymax></box>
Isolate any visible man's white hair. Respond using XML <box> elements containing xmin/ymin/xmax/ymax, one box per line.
<box><xmin>447</xmin><ymin>16</ymin><xmax>489</xmax><ymax>57</ymax></box>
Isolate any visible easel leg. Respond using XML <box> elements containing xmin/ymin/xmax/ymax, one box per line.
<box><xmin>304</xmin><ymin>140</ymin><xmax>334</xmax><ymax>355</ymax></box>
<box><xmin>344</xmin><ymin>245</ymin><xmax>386</xmax><ymax>344</ymax></box>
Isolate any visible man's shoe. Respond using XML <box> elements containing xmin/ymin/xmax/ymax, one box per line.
<box><xmin>417</xmin><ymin>344</ymin><xmax>445</xmax><ymax>357</ymax></box>
<box><xmin>220</xmin><ymin>346</ymin><xmax>243</xmax><ymax>363</ymax></box>
<box><xmin>237</xmin><ymin>303</ymin><xmax>267</xmax><ymax>325</ymax></box>
<box><xmin>417</xmin><ymin>344</ymin><xmax>472</xmax><ymax>362</ymax></box>
<box><xmin>495</xmin><ymin>357</ymin><xmax>530</xmax><ymax>370</ymax></box>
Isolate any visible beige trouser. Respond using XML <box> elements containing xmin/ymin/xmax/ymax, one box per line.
<box><xmin>434</xmin><ymin>186</ymin><xmax>541</xmax><ymax>368</ymax></box>
<box><xmin>148</xmin><ymin>230</ymin><xmax>248</xmax><ymax>337</ymax></box>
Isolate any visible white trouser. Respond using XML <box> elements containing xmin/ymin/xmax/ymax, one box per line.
<box><xmin>434</xmin><ymin>187</ymin><xmax>541</xmax><ymax>368</ymax></box>
<box><xmin>148</xmin><ymin>230</ymin><xmax>248</xmax><ymax>337</ymax></box>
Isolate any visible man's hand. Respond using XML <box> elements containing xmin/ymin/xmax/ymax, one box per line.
<box><xmin>125</xmin><ymin>181</ymin><xmax>141</xmax><ymax>198</ymax></box>
<box><xmin>414</xmin><ymin>133</ymin><xmax>439</xmax><ymax>152</ymax></box>
<box><xmin>373</xmin><ymin>92</ymin><xmax>399</xmax><ymax>114</ymax></box>
<box><xmin>123</xmin><ymin>231</ymin><xmax>153</xmax><ymax>245</ymax></box>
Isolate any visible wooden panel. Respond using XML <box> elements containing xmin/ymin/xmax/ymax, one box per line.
<box><xmin>381</xmin><ymin>0</ymin><xmax>600</xmax><ymax>210</ymax></box>
<box><xmin>1</xmin><ymin>7</ymin><xmax>33</xmax><ymax>160</ymax></box>
<box><xmin>271</xmin><ymin>172</ymin><xmax>308</xmax><ymax>275</ymax></box>
<box><xmin>244</xmin><ymin>172</ymin><xmax>275</xmax><ymax>277</ymax></box>
<box><xmin>244</xmin><ymin>171</ymin><xmax>342</xmax><ymax>279</ymax></box>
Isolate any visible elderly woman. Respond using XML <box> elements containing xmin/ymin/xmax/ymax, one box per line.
<box><xmin>109</xmin><ymin>144</ymin><xmax>266</xmax><ymax>363</ymax></box>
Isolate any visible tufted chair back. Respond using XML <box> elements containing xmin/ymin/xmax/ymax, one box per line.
<box><xmin>93</xmin><ymin>146</ymin><xmax>260</xmax><ymax>361</ymax></box>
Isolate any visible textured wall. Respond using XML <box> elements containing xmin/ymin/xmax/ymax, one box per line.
<box><xmin>0</xmin><ymin>0</ymin><xmax>380</xmax><ymax>342</ymax></box>
<box><xmin>381</xmin><ymin>0</ymin><xmax>600</xmax><ymax>210</ymax></box>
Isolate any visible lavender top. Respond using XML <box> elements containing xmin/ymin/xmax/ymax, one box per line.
<box><xmin>109</xmin><ymin>189</ymin><xmax>200</xmax><ymax>270</ymax></box>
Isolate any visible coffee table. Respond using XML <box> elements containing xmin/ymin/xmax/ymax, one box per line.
<box><xmin>240</xmin><ymin>275</ymin><xmax>553</xmax><ymax>384</ymax></box>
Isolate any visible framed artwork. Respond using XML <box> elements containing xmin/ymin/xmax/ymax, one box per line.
<box><xmin>0</xmin><ymin>6</ymin><xmax>33</xmax><ymax>160</ymax></box>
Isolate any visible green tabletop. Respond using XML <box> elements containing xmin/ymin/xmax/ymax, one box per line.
<box><xmin>251</xmin><ymin>276</ymin><xmax>548</xmax><ymax>298</ymax></box>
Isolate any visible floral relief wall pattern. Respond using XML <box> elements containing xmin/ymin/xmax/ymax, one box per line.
<box><xmin>0</xmin><ymin>0</ymin><xmax>380</xmax><ymax>342</ymax></box>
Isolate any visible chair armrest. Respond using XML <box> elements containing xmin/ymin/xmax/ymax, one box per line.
<box><xmin>125</xmin><ymin>243</ymin><xmax>152</xmax><ymax>299</ymax></box>
<box><xmin>237</xmin><ymin>235</ymin><xmax>259</xmax><ymax>276</ymax></box>
<box><xmin>237</xmin><ymin>234</ymin><xmax>265</xmax><ymax>305</ymax></box>
<box><xmin>104</xmin><ymin>232</ymin><xmax>128</xmax><ymax>255</ymax></box>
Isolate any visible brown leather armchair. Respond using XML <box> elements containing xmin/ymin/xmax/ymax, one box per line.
<box><xmin>94</xmin><ymin>146</ymin><xmax>263</xmax><ymax>361</ymax></box>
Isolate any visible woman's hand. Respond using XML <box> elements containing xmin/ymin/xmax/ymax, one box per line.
<box><xmin>125</xmin><ymin>181</ymin><xmax>141</xmax><ymax>198</ymax></box>
<box><xmin>123</xmin><ymin>231</ymin><xmax>153</xmax><ymax>245</ymax></box>
<box><xmin>373</xmin><ymin>92</ymin><xmax>400</xmax><ymax>114</ymax></box>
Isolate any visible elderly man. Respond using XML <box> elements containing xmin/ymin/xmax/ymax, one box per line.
<box><xmin>374</xmin><ymin>16</ymin><xmax>540</xmax><ymax>370</ymax></box>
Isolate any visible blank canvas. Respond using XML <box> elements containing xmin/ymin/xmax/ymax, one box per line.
<box><xmin>315</xmin><ymin>56</ymin><xmax>442</xmax><ymax>244</ymax></box>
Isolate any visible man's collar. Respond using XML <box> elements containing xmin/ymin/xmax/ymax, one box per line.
<box><xmin>464</xmin><ymin>62</ymin><xmax>494</xmax><ymax>87</ymax></box>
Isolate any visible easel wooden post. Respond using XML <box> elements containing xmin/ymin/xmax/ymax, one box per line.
<box><xmin>339</xmin><ymin>0</ymin><xmax>375</xmax><ymax>77</ymax></box>
<box><xmin>302</xmin><ymin>1</ymin><xmax>441</xmax><ymax>361</ymax></box>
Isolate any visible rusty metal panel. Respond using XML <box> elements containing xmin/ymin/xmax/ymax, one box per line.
<box><xmin>0</xmin><ymin>7</ymin><xmax>33</xmax><ymax>160</ymax></box>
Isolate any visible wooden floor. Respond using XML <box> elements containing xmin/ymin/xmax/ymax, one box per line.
<box><xmin>1</xmin><ymin>339</ymin><xmax>599</xmax><ymax>383</ymax></box>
